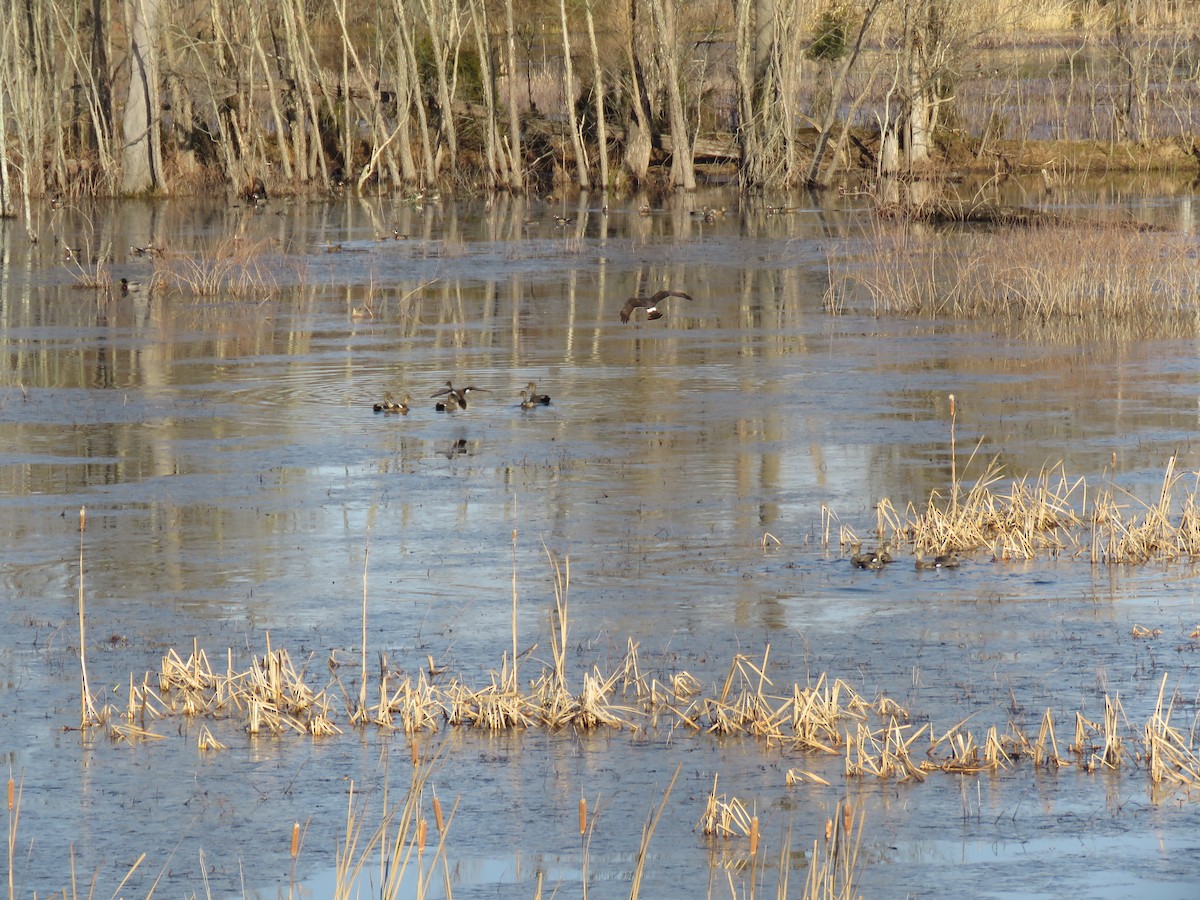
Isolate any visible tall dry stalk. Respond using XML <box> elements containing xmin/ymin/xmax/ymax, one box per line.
<box><xmin>355</xmin><ymin>538</ymin><xmax>370</xmax><ymax>723</ymax></box>
<box><xmin>77</xmin><ymin>507</ymin><xmax>98</xmax><ymax>726</ymax></box>
<box><xmin>510</xmin><ymin>514</ymin><xmax>519</xmax><ymax>692</ymax></box>
<box><xmin>7</xmin><ymin>773</ymin><xmax>19</xmax><ymax>900</ymax></box>
<box><xmin>629</xmin><ymin>763</ymin><xmax>681</xmax><ymax>900</ymax></box>
<box><xmin>948</xmin><ymin>393</ymin><xmax>957</xmax><ymax>516</ymax></box>
<box><xmin>803</xmin><ymin>800</ymin><xmax>865</xmax><ymax>900</ymax></box>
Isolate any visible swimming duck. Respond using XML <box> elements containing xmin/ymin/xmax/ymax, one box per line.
<box><xmin>519</xmin><ymin>390</ymin><xmax>538</xmax><ymax>410</ymax></box>
<box><xmin>914</xmin><ymin>551</ymin><xmax>960</xmax><ymax>569</ymax></box>
<box><xmin>619</xmin><ymin>289</ymin><xmax>694</xmax><ymax>323</ymax></box>
<box><xmin>523</xmin><ymin>382</ymin><xmax>551</xmax><ymax>405</ymax></box>
<box><xmin>120</xmin><ymin>278</ymin><xmax>144</xmax><ymax>295</ymax></box>
<box><xmin>850</xmin><ymin>542</ymin><xmax>892</xmax><ymax>570</ymax></box>
<box><xmin>373</xmin><ymin>392</ymin><xmax>410</xmax><ymax>414</ymax></box>
<box><xmin>431</xmin><ymin>380</ymin><xmax>487</xmax><ymax>411</ymax></box>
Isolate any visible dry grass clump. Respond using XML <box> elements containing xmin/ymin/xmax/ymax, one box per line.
<box><xmin>826</xmin><ymin>223</ymin><xmax>1200</xmax><ymax>328</ymax></box>
<box><xmin>1144</xmin><ymin>675</ymin><xmax>1200</xmax><ymax>792</ymax></box>
<box><xmin>843</xmin><ymin>450</ymin><xmax>1200</xmax><ymax>565</ymax></box>
<box><xmin>151</xmin><ymin>236</ymin><xmax>279</xmax><ymax>299</ymax></box>
<box><xmin>156</xmin><ymin>637</ymin><xmax>341</xmax><ymax>737</ymax></box>
<box><xmin>697</xmin><ymin>775</ymin><xmax>756</xmax><ymax>839</ymax></box>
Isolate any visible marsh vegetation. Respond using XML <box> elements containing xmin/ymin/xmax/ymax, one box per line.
<box><xmin>4</xmin><ymin>0</ymin><xmax>1200</xmax><ymax>220</ymax></box>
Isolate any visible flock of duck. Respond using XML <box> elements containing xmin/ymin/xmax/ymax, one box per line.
<box><xmin>851</xmin><ymin>542</ymin><xmax>960</xmax><ymax>571</ymax></box>
<box><xmin>371</xmin><ymin>286</ymin><xmax>694</xmax><ymax>415</ymax></box>
<box><xmin>372</xmin><ymin>380</ymin><xmax>550</xmax><ymax>415</ymax></box>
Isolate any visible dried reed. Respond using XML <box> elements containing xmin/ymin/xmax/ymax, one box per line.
<box><xmin>802</xmin><ymin>799</ymin><xmax>865</xmax><ymax>900</ymax></box>
<box><xmin>152</xmin><ymin>236</ymin><xmax>278</xmax><ymax>299</ymax></box>
<box><xmin>629</xmin><ymin>764</ymin><xmax>681</xmax><ymax>900</ymax></box>
<box><xmin>828</xmin><ymin>223</ymin><xmax>1200</xmax><ymax>328</ymax></box>
<box><xmin>76</xmin><ymin>507</ymin><xmax>98</xmax><ymax>727</ymax></box>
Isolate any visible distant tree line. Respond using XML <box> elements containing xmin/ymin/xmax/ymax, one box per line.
<box><xmin>1</xmin><ymin>0</ymin><xmax>1198</xmax><ymax>220</ymax></box>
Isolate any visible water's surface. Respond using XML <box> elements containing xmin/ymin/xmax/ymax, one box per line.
<box><xmin>3</xmin><ymin>179</ymin><xmax>1200</xmax><ymax>898</ymax></box>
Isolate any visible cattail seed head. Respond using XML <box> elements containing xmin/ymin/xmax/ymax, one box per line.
<box><xmin>6</xmin><ymin>777</ymin><xmax>13</xmax><ymax>812</ymax></box>
<box><xmin>748</xmin><ymin>816</ymin><xmax>759</xmax><ymax>855</ymax></box>
<box><xmin>433</xmin><ymin>795</ymin><xmax>444</xmax><ymax>833</ymax></box>
<box><xmin>578</xmin><ymin>797</ymin><xmax>587</xmax><ymax>836</ymax></box>
<box><xmin>417</xmin><ymin>819</ymin><xmax>427</xmax><ymax>853</ymax></box>
<box><xmin>290</xmin><ymin>821</ymin><xmax>300</xmax><ymax>858</ymax></box>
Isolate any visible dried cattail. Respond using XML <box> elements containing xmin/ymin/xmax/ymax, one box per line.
<box><xmin>417</xmin><ymin>819</ymin><xmax>427</xmax><ymax>854</ymax></box>
<box><xmin>578</xmin><ymin>796</ymin><xmax>587</xmax><ymax>836</ymax></box>
<box><xmin>825</xmin><ymin>818</ymin><xmax>833</xmax><ymax>841</ymax></box>
<box><xmin>842</xmin><ymin>802</ymin><xmax>852</xmax><ymax>834</ymax></box>
<box><xmin>411</xmin><ymin>741</ymin><xmax>419</xmax><ymax>766</ymax></box>
<box><xmin>748</xmin><ymin>816</ymin><xmax>759</xmax><ymax>855</ymax></box>
<box><xmin>80</xmin><ymin>506</ymin><xmax>86</xmax><ymax>532</ymax></box>
<box><xmin>6</xmin><ymin>776</ymin><xmax>12</xmax><ymax>811</ymax></box>
<box><xmin>433</xmin><ymin>794</ymin><xmax>444</xmax><ymax>833</ymax></box>
<box><xmin>948</xmin><ymin>394</ymin><xmax>956</xmax><ymax>418</ymax></box>
<box><xmin>290</xmin><ymin>821</ymin><xmax>300</xmax><ymax>858</ymax></box>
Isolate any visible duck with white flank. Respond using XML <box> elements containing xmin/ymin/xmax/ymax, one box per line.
<box><xmin>619</xmin><ymin>289</ymin><xmax>694</xmax><ymax>323</ymax></box>
<box><xmin>431</xmin><ymin>380</ymin><xmax>487</xmax><ymax>411</ymax></box>
<box><xmin>373</xmin><ymin>392</ymin><xmax>410</xmax><ymax>414</ymax></box>
<box><xmin>523</xmin><ymin>382</ymin><xmax>551</xmax><ymax>405</ymax></box>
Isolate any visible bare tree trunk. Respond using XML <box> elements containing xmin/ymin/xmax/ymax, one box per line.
<box><xmin>121</xmin><ymin>0</ymin><xmax>163</xmax><ymax>193</ymax></box>
<box><xmin>733</xmin><ymin>0</ymin><xmax>761</xmax><ymax>187</ymax></box>
<box><xmin>420</xmin><ymin>0</ymin><xmax>460</xmax><ymax>173</ymax></box>
<box><xmin>648</xmin><ymin>0</ymin><xmax>694</xmax><ymax>190</ymax></box>
<box><xmin>903</xmin><ymin>0</ymin><xmax>932</xmax><ymax>166</ymax></box>
<box><xmin>0</xmin><ymin>14</ymin><xmax>11</xmax><ymax>218</ymax></box>
<box><xmin>466</xmin><ymin>0</ymin><xmax>508</xmax><ymax>190</ymax></box>
<box><xmin>624</xmin><ymin>0</ymin><xmax>653</xmax><ymax>184</ymax></box>
<box><xmin>396</xmin><ymin>0</ymin><xmax>436</xmax><ymax>184</ymax></box>
<box><xmin>584</xmin><ymin>0</ymin><xmax>608</xmax><ymax>192</ymax></box>
<box><xmin>503</xmin><ymin>0</ymin><xmax>523</xmax><ymax>189</ymax></box>
<box><xmin>559</xmin><ymin>0</ymin><xmax>589</xmax><ymax>188</ymax></box>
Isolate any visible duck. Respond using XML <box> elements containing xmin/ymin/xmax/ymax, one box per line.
<box><xmin>850</xmin><ymin>541</ymin><xmax>893</xmax><ymax>570</ymax></box>
<box><xmin>523</xmin><ymin>382</ymin><xmax>551</xmax><ymax>405</ymax></box>
<box><xmin>431</xmin><ymin>380</ymin><xmax>487</xmax><ymax>411</ymax></box>
<box><xmin>519</xmin><ymin>390</ymin><xmax>538</xmax><ymax>410</ymax></box>
<box><xmin>373</xmin><ymin>392</ymin><xmax>410</xmax><ymax>414</ymax></box>
<box><xmin>915</xmin><ymin>550</ymin><xmax>960</xmax><ymax>569</ymax></box>
<box><xmin>619</xmin><ymin>289</ymin><xmax>694</xmax><ymax>323</ymax></box>
<box><xmin>119</xmin><ymin>278</ymin><xmax>144</xmax><ymax>295</ymax></box>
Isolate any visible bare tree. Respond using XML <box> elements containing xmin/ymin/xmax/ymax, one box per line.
<box><xmin>583</xmin><ymin>0</ymin><xmax>609</xmax><ymax>191</ymax></box>
<box><xmin>559</xmin><ymin>0</ymin><xmax>589</xmax><ymax>188</ymax></box>
<box><xmin>648</xmin><ymin>0</ymin><xmax>694</xmax><ymax>190</ymax></box>
<box><xmin>623</xmin><ymin>0</ymin><xmax>654</xmax><ymax>185</ymax></box>
<box><xmin>121</xmin><ymin>0</ymin><xmax>163</xmax><ymax>193</ymax></box>
<box><xmin>806</xmin><ymin>0</ymin><xmax>885</xmax><ymax>186</ymax></box>
<box><xmin>503</xmin><ymin>0</ymin><xmax>523</xmax><ymax>190</ymax></box>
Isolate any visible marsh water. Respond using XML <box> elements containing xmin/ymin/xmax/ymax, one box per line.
<box><xmin>3</xmin><ymin>180</ymin><xmax>1200</xmax><ymax>899</ymax></box>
